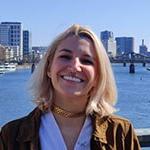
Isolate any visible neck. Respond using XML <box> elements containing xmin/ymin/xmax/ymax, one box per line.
<box><xmin>51</xmin><ymin>103</ymin><xmax>86</xmax><ymax>118</ymax></box>
<box><xmin>53</xmin><ymin>93</ymin><xmax>88</xmax><ymax>114</ymax></box>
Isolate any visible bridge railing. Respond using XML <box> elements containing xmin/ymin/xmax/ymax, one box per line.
<box><xmin>136</xmin><ymin>128</ymin><xmax>150</xmax><ymax>147</ymax></box>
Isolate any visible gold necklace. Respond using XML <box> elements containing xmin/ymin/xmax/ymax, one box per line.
<box><xmin>51</xmin><ymin>104</ymin><xmax>85</xmax><ymax>118</ymax></box>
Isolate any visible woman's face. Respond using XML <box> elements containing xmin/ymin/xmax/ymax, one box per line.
<box><xmin>48</xmin><ymin>36</ymin><xmax>98</xmax><ymax>100</ymax></box>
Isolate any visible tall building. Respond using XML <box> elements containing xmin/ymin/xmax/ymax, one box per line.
<box><xmin>115</xmin><ymin>37</ymin><xmax>134</xmax><ymax>55</ymax></box>
<box><xmin>139</xmin><ymin>39</ymin><xmax>148</xmax><ymax>55</ymax></box>
<box><xmin>101</xmin><ymin>30</ymin><xmax>116</xmax><ymax>57</ymax></box>
<box><xmin>0</xmin><ymin>22</ymin><xmax>22</xmax><ymax>60</ymax></box>
<box><xmin>101</xmin><ymin>30</ymin><xmax>113</xmax><ymax>51</ymax></box>
<box><xmin>23</xmin><ymin>30</ymin><xmax>32</xmax><ymax>58</ymax></box>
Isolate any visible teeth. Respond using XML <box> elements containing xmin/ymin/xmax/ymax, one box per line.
<box><xmin>62</xmin><ymin>76</ymin><xmax>82</xmax><ymax>82</ymax></box>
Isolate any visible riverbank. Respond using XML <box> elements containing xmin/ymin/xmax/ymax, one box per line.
<box><xmin>16</xmin><ymin>64</ymin><xmax>32</xmax><ymax>69</ymax></box>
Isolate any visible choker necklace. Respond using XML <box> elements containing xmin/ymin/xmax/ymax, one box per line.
<box><xmin>51</xmin><ymin>104</ymin><xmax>85</xmax><ymax>118</ymax></box>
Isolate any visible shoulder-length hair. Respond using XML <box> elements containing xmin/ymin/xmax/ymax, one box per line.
<box><xmin>29</xmin><ymin>24</ymin><xmax>117</xmax><ymax>116</ymax></box>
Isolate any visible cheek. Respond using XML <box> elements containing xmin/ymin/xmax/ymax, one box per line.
<box><xmin>89</xmin><ymin>67</ymin><xmax>97</xmax><ymax>78</ymax></box>
<box><xmin>51</xmin><ymin>59</ymin><xmax>60</xmax><ymax>71</ymax></box>
<box><xmin>88</xmin><ymin>67</ymin><xmax>97</xmax><ymax>87</ymax></box>
<box><xmin>84</xmin><ymin>67</ymin><xmax>96</xmax><ymax>86</ymax></box>
<box><xmin>50</xmin><ymin>60</ymin><xmax>66</xmax><ymax>76</ymax></box>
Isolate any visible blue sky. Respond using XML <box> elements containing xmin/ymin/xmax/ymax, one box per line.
<box><xmin>1</xmin><ymin>0</ymin><xmax>150</xmax><ymax>52</ymax></box>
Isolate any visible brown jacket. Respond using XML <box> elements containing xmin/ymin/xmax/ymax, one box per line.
<box><xmin>0</xmin><ymin>108</ymin><xmax>141</xmax><ymax>150</ymax></box>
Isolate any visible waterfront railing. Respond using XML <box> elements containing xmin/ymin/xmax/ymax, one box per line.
<box><xmin>136</xmin><ymin>128</ymin><xmax>150</xmax><ymax>147</ymax></box>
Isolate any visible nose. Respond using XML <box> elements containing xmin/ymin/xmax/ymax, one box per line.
<box><xmin>70</xmin><ymin>57</ymin><xmax>82</xmax><ymax>72</ymax></box>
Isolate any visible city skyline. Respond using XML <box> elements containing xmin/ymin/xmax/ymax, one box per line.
<box><xmin>1</xmin><ymin>0</ymin><xmax>150</xmax><ymax>52</ymax></box>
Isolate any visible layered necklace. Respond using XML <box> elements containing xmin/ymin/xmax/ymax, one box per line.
<box><xmin>51</xmin><ymin>103</ymin><xmax>85</xmax><ymax>118</ymax></box>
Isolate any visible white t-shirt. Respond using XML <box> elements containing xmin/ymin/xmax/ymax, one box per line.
<box><xmin>39</xmin><ymin>112</ymin><xmax>92</xmax><ymax>150</ymax></box>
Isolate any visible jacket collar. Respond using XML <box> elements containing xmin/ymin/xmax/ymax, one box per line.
<box><xmin>16</xmin><ymin>107</ymin><xmax>42</xmax><ymax>142</ymax></box>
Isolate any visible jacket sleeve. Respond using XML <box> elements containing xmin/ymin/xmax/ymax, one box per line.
<box><xmin>124</xmin><ymin>123</ymin><xmax>141</xmax><ymax>150</ymax></box>
<box><xmin>0</xmin><ymin>127</ymin><xmax>7</xmax><ymax>150</ymax></box>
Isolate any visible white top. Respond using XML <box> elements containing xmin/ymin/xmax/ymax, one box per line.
<box><xmin>39</xmin><ymin>112</ymin><xmax>92</xmax><ymax>150</ymax></box>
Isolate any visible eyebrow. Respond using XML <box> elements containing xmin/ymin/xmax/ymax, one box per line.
<box><xmin>83</xmin><ymin>54</ymin><xmax>94</xmax><ymax>59</ymax></box>
<box><xmin>58</xmin><ymin>49</ymin><xmax>72</xmax><ymax>53</ymax></box>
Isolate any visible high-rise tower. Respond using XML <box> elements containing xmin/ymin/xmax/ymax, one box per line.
<box><xmin>23</xmin><ymin>30</ymin><xmax>32</xmax><ymax>59</ymax></box>
<box><xmin>0</xmin><ymin>22</ymin><xmax>22</xmax><ymax>60</ymax></box>
<box><xmin>101</xmin><ymin>31</ymin><xmax>116</xmax><ymax>57</ymax></box>
<box><xmin>139</xmin><ymin>39</ymin><xmax>148</xmax><ymax>55</ymax></box>
<box><xmin>115</xmin><ymin>37</ymin><xmax>134</xmax><ymax>55</ymax></box>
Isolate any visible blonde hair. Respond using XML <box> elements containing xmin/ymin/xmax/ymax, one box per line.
<box><xmin>29</xmin><ymin>24</ymin><xmax>117</xmax><ymax>116</ymax></box>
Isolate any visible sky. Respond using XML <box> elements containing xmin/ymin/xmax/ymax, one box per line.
<box><xmin>0</xmin><ymin>0</ymin><xmax>150</xmax><ymax>52</ymax></box>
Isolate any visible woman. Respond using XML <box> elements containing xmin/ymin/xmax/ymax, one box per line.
<box><xmin>0</xmin><ymin>24</ymin><xmax>140</xmax><ymax>150</ymax></box>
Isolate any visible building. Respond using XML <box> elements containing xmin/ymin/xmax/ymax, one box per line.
<box><xmin>5</xmin><ymin>46</ymin><xmax>19</xmax><ymax>61</ymax></box>
<box><xmin>32</xmin><ymin>46</ymin><xmax>47</xmax><ymax>53</ymax></box>
<box><xmin>32</xmin><ymin>46</ymin><xmax>48</xmax><ymax>61</ymax></box>
<box><xmin>101</xmin><ymin>30</ymin><xmax>113</xmax><ymax>51</ymax></box>
<box><xmin>0</xmin><ymin>45</ymin><xmax>14</xmax><ymax>62</ymax></box>
<box><xmin>23</xmin><ymin>30</ymin><xmax>32</xmax><ymax>59</ymax></box>
<box><xmin>0</xmin><ymin>22</ymin><xmax>22</xmax><ymax>60</ymax></box>
<box><xmin>139</xmin><ymin>39</ymin><xmax>148</xmax><ymax>55</ymax></box>
<box><xmin>0</xmin><ymin>25</ymin><xmax>9</xmax><ymax>45</ymax></box>
<box><xmin>115</xmin><ymin>37</ymin><xmax>134</xmax><ymax>55</ymax></box>
<box><xmin>5</xmin><ymin>46</ymin><xmax>14</xmax><ymax>62</ymax></box>
<box><xmin>101</xmin><ymin>30</ymin><xmax>116</xmax><ymax>57</ymax></box>
<box><xmin>107</xmin><ymin>37</ymin><xmax>117</xmax><ymax>57</ymax></box>
<box><xmin>0</xmin><ymin>45</ymin><xmax>6</xmax><ymax>62</ymax></box>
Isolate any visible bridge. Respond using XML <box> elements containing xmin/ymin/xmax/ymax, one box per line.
<box><xmin>110</xmin><ymin>52</ymin><xmax>150</xmax><ymax>63</ymax></box>
<box><xmin>109</xmin><ymin>52</ymin><xmax>150</xmax><ymax>73</ymax></box>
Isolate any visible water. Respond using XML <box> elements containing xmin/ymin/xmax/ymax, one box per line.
<box><xmin>0</xmin><ymin>69</ymin><xmax>35</xmax><ymax>126</ymax></box>
<box><xmin>114</xmin><ymin>64</ymin><xmax>150</xmax><ymax>128</ymax></box>
<box><xmin>0</xmin><ymin>64</ymin><xmax>150</xmax><ymax>129</ymax></box>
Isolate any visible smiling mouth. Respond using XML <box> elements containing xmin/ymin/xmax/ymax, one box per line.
<box><xmin>61</xmin><ymin>75</ymin><xmax>84</xmax><ymax>83</ymax></box>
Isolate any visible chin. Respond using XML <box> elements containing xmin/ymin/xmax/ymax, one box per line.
<box><xmin>62</xmin><ymin>91</ymin><xmax>87</xmax><ymax>98</ymax></box>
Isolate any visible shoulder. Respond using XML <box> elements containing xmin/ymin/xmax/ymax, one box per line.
<box><xmin>0</xmin><ymin>107</ymin><xmax>42</xmax><ymax>138</ymax></box>
<box><xmin>108</xmin><ymin>114</ymin><xmax>132</xmax><ymax>126</ymax></box>
<box><xmin>0</xmin><ymin>116</ymin><xmax>27</xmax><ymax>147</ymax></box>
<box><xmin>92</xmin><ymin>114</ymin><xmax>140</xmax><ymax>149</ymax></box>
<box><xmin>1</xmin><ymin>116</ymin><xmax>26</xmax><ymax>133</ymax></box>
<box><xmin>0</xmin><ymin>108</ymin><xmax>41</xmax><ymax>148</ymax></box>
<box><xmin>94</xmin><ymin>114</ymin><xmax>134</xmax><ymax>135</ymax></box>
<box><xmin>0</xmin><ymin>113</ymin><xmax>31</xmax><ymax>141</ymax></box>
<box><xmin>108</xmin><ymin>115</ymin><xmax>134</xmax><ymax>132</ymax></box>
<box><xmin>107</xmin><ymin>115</ymin><xmax>140</xmax><ymax>148</ymax></box>
<box><xmin>94</xmin><ymin>113</ymin><xmax>132</xmax><ymax>125</ymax></box>
<box><xmin>106</xmin><ymin>115</ymin><xmax>136</xmax><ymax>136</ymax></box>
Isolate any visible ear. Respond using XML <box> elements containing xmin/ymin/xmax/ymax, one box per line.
<box><xmin>47</xmin><ymin>71</ymin><xmax>51</xmax><ymax>78</ymax></box>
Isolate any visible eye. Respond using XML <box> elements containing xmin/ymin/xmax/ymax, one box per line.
<box><xmin>81</xmin><ymin>58</ymin><xmax>94</xmax><ymax>65</ymax></box>
<box><xmin>59</xmin><ymin>55</ymin><xmax>72</xmax><ymax>60</ymax></box>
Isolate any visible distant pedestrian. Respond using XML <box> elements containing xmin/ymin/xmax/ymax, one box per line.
<box><xmin>31</xmin><ymin>63</ymin><xmax>35</xmax><ymax>73</ymax></box>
